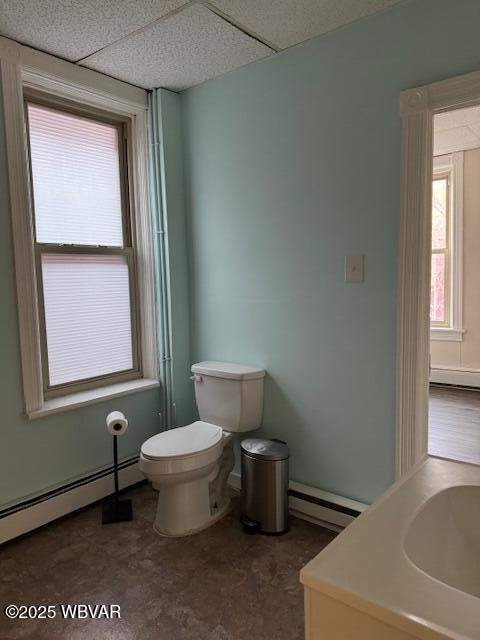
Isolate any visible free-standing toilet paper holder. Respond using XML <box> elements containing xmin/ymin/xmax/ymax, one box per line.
<box><xmin>102</xmin><ymin>412</ymin><xmax>133</xmax><ymax>524</ymax></box>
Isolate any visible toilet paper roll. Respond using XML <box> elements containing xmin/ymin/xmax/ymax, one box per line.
<box><xmin>106</xmin><ymin>411</ymin><xmax>128</xmax><ymax>436</ymax></box>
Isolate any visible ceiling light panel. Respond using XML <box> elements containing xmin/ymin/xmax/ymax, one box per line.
<box><xmin>209</xmin><ymin>0</ymin><xmax>402</xmax><ymax>50</ymax></box>
<box><xmin>0</xmin><ymin>0</ymin><xmax>188</xmax><ymax>61</ymax></box>
<box><xmin>80</xmin><ymin>3</ymin><xmax>273</xmax><ymax>91</ymax></box>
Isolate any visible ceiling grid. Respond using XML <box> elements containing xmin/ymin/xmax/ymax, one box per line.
<box><xmin>0</xmin><ymin>0</ymin><xmax>403</xmax><ymax>91</ymax></box>
<box><xmin>434</xmin><ymin>106</ymin><xmax>480</xmax><ymax>156</ymax></box>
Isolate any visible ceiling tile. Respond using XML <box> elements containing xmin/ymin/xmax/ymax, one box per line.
<box><xmin>80</xmin><ymin>4</ymin><xmax>273</xmax><ymax>92</ymax></box>
<box><xmin>434</xmin><ymin>127</ymin><xmax>480</xmax><ymax>156</ymax></box>
<box><xmin>0</xmin><ymin>0</ymin><xmax>188</xmax><ymax>61</ymax></box>
<box><xmin>467</xmin><ymin>123</ymin><xmax>480</xmax><ymax>139</ymax></box>
<box><xmin>434</xmin><ymin>106</ymin><xmax>480</xmax><ymax>155</ymax></box>
<box><xmin>434</xmin><ymin>105</ymin><xmax>480</xmax><ymax>132</ymax></box>
<box><xmin>209</xmin><ymin>0</ymin><xmax>402</xmax><ymax>49</ymax></box>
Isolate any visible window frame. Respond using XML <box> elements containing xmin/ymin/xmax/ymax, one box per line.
<box><xmin>430</xmin><ymin>172</ymin><xmax>450</xmax><ymax>327</ymax></box>
<box><xmin>1</xmin><ymin>53</ymin><xmax>159</xmax><ymax>418</ymax></box>
<box><xmin>24</xmin><ymin>95</ymin><xmax>143</xmax><ymax>397</ymax></box>
<box><xmin>430</xmin><ymin>152</ymin><xmax>464</xmax><ymax>342</ymax></box>
<box><xmin>36</xmin><ymin>246</ymin><xmax>141</xmax><ymax>397</ymax></box>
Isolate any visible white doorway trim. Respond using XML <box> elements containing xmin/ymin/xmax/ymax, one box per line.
<box><xmin>396</xmin><ymin>69</ymin><xmax>480</xmax><ymax>479</ymax></box>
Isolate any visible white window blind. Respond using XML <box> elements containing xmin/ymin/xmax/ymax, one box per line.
<box><xmin>41</xmin><ymin>254</ymin><xmax>133</xmax><ymax>386</ymax></box>
<box><xmin>27</xmin><ymin>103</ymin><xmax>124</xmax><ymax>247</ymax></box>
<box><xmin>26</xmin><ymin>100</ymin><xmax>138</xmax><ymax>392</ymax></box>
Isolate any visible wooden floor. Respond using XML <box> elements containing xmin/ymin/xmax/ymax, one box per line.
<box><xmin>429</xmin><ymin>385</ymin><xmax>480</xmax><ymax>465</ymax></box>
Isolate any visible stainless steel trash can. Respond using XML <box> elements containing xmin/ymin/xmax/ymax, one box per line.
<box><xmin>240</xmin><ymin>438</ymin><xmax>289</xmax><ymax>535</ymax></box>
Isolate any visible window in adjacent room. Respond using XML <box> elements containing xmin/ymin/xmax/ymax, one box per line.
<box><xmin>25</xmin><ymin>99</ymin><xmax>140</xmax><ymax>397</ymax></box>
<box><xmin>430</xmin><ymin>173</ymin><xmax>449</xmax><ymax>324</ymax></box>
<box><xmin>430</xmin><ymin>153</ymin><xmax>463</xmax><ymax>341</ymax></box>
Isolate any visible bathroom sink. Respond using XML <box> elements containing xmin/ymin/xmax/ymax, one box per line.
<box><xmin>404</xmin><ymin>485</ymin><xmax>480</xmax><ymax>598</ymax></box>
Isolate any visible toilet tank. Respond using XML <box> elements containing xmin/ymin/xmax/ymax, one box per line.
<box><xmin>191</xmin><ymin>361</ymin><xmax>265</xmax><ymax>433</ymax></box>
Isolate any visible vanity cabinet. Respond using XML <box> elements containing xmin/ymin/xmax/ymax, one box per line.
<box><xmin>304</xmin><ymin>588</ymin><xmax>426</xmax><ymax>640</ymax></box>
<box><xmin>300</xmin><ymin>459</ymin><xmax>479</xmax><ymax>640</ymax></box>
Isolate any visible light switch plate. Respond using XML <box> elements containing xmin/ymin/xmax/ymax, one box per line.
<box><xmin>345</xmin><ymin>255</ymin><xmax>364</xmax><ymax>283</ymax></box>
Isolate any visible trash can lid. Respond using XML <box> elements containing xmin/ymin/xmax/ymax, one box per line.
<box><xmin>241</xmin><ymin>438</ymin><xmax>289</xmax><ymax>461</ymax></box>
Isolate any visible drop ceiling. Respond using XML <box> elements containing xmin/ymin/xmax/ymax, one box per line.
<box><xmin>434</xmin><ymin>106</ymin><xmax>480</xmax><ymax>156</ymax></box>
<box><xmin>0</xmin><ymin>0</ymin><xmax>402</xmax><ymax>92</ymax></box>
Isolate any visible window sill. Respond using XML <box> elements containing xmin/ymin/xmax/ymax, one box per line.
<box><xmin>430</xmin><ymin>327</ymin><xmax>464</xmax><ymax>342</ymax></box>
<box><xmin>27</xmin><ymin>378</ymin><xmax>160</xmax><ymax>419</ymax></box>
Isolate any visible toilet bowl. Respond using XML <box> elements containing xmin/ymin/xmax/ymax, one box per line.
<box><xmin>139</xmin><ymin>421</ymin><xmax>235</xmax><ymax>536</ymax></box>
<box><xmin>139</xmin><ymin>361</ymin><xmax>265</xmax><ymax>537</ymax></box>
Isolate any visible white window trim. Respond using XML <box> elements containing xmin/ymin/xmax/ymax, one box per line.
<box><xmin>430</xmin><ymin>152</ymin><xmax>464</xmax><ymax>342</ymax></box>
<box><xmin>28</xmin><ymin>379</ymin><xmax>160</xmax><ymax>420</ymax></box>
<box><xmin>0</xmin><ymin>36</ymin><xmax>159</xmax><ymax>417</ymax></box>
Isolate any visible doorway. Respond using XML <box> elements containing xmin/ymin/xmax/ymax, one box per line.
<box><xmin>428</xmin><ymin>105</ymin><xmax>480</xmax><ymax>465</ymax></box>
<box><xmin>397</xmin><ymin>71</ymin><xmax>480</xmax><ymax>478</ymax></box>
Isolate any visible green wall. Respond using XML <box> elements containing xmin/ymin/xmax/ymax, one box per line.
<box><xmin>0</xmin><ymin>81</ymin><xmax>162</xmax><ymax>509</ymax></box>
<box><xmin>2</xmin><ymin>0</ymin><xmax>480</xmax><ymax>511</ymax></box>
<box><xmin>182</xmin><ymin>0</ymin><xmax>480</xmax><ymax>503</ymax></box>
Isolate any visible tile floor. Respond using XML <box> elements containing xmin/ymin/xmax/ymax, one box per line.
<box><xmin>0</xmin><ymin>484</ymin><xmax>336</xmax><ymax>640</ymax></box>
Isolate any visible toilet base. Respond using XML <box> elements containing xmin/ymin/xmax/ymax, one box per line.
<box><xmin>153</xmin><ymin>496</ymin><xmax>232</xmax><ymax>537</ymax></box>
<box><xmin>143</xmin><ymin>435</ymin><xmax>236</xmax><ymax>537</ymax></box>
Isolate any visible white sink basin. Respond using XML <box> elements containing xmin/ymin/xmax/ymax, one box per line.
<box><xmin>404</xmin><ymin>485</ymin><xmax>480</xmax><ymax>598</ymax></box>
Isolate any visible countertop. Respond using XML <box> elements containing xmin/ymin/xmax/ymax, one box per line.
<box><xmin>300</xmin><ymin>457</ymin><xmax>480</xmax><ymax>640</ymax></box>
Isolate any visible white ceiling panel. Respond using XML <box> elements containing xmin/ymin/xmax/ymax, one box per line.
<box><xmin>0</xmin><ymin>0</ymin><xmax>188</xmax><ymax>61</ymax></box>
<box><xmin>80</xmin><ymin>3</ymin><xmax>273</xmax><ymax>91</ymax></box>
<box><xmin>434</xmin><ymin>105</ymin><xmax>480</xmax><ymax>131</ymax></box>
<box><xmin>468</xmin><ymin>123</ymin><xmax>480</xmax><ymax>138</ymax></box>
<box><xmin>434</xmin><ymin>106</ymin><xmax>480</xmax><ymax>155</ymax></box>
<box><xmin>434</xmin><ymin>127</ymin><xmax>480</xmax><ymax>156</ymax></box>
<box><xmin>209</xmin><ymin>0</ymin><xmax>402</xmax><ymax>49</ymax></box>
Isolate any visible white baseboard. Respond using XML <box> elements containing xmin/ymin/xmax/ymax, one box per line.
<box><xmin>430</xmin><ymin>367</ymin><xmax>480</xmax><ymax>387</ymax></box>
<box><xmin>1</xmin><ymin>465</ymin><xmax>368</xmax><ymax>544</ymax></box>
<box><xmin>0</xmin><ymin>461</ymin><xmax>144</xmax><ymax>544</ymax></box>
<box><xmin>228</xmin><ymin>472</ymin><xmax>367</xmax><ymax>532</ymax></box>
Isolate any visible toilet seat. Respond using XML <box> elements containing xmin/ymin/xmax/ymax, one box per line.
<box><xmin>141</xmin><ymin>421</ymin><xmax>223</xmax><ymax>461</ymax></box>
<box><xmin>139</xmin><ymin>421</ymin><xmax>225</xmax><ymax>478</ymax></box>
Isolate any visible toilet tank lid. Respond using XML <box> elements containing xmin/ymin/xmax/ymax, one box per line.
<box><xmin>191</xmin><ymin>361</ymin><xmax>265</xmax><ymax>380</ymax></box>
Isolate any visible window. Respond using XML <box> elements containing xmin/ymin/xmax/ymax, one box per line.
<box><xmin>25</xmin><ymin>99</ymin><xmax>141</xmax><ymax>396</ymax></box>
<box><xmin>430</xmin><ymin>153</ymin><xmax>464</xmax><ymax>341</ymax></box>
<box><xmin>3</xmin><ymin>63</ymin><xmax>157</xmax><ymax>417</ymax></box>
<box><xmin>430</xmin><ymin>175</ymin><xmax>448</xmax><ymax>324</ymax></box>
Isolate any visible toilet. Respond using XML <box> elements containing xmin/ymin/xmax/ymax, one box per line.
<box><xmin>139</xmin><ymin>361</ymin><xmax>265</xmax><ymax>537</ymax></box>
